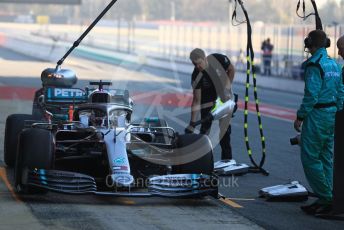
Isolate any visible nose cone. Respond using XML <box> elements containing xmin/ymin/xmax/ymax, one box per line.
<box><xmin>111</xmin><ymin>173</ymin><xmax>134</xmax><ymax>187</ymax></box>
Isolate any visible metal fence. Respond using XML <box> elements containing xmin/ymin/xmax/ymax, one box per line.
<box><xmin>34</xmin><ymin>20</ymin><xmax>344</xmax><ymax>79</ymax></box>
<box><xmin>88</xmin><ymin>21</ymin><xmax>344</xmax><ymax>79</ymax></box>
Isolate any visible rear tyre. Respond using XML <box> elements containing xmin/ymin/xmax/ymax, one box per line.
<box><xmin>4</xmin><ymin>114</ymin><xmax>34</xmax><ymax>167</ymax></box>
<box><xmin>15</xmin><ymin>128</ymin><xmax>54</xmax><ymax>194</ymax></box>
<box><xmin>172</xmin><ymin>134</ymin><xmax>214</xmax><ymax>175</ymax></box>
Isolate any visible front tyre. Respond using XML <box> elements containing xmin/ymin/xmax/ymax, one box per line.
<box><xmin>4</xmin><ymin>114</ymin><xmax>34</xmax><ymax>167</ymax></box>
<box><xmin>15</xmin><ymin>128</ymin><xmax>54</xmax><ymax>194</ymax></box>
<box><xmin>172</xmin><ymin>134</ymin><xmax>214</xmax><ymax>175</ymax></box>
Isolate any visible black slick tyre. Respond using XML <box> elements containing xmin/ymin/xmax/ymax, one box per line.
<box><xmin>172</xmin><ymin>134</ymin><xmax>214</xmax><ymax>175</ymax></box>
<box><xmin>15</xmin><ymin>128</ymin><xmax>54</xmax><ymax>194</ymax></box>
<box><xmin>4</xmin><ymin>114</ymin><xmax>34</xmax><ymax>167</ymax></box>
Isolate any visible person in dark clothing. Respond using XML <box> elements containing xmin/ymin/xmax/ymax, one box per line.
<box><xmin>261</xmin><ymin>38</ymin><xmax>274</xmax><ymax>76</ymax></box>
<box><xmin>338</xmin><ymin>36</ymin><xmax>344</xmax><ymax>92</ymax></box>
<box><xmin>185</xmin><ymin>48</ymin><xmax>235</xmax><ymax>161</ymax></box>
<box><xmin>336</xmin><ymin>35</ymin><xmax>344</xmax><ymax>103</ymax></box>
<box><xmin>338</xmin><ymin>35</ymin><xmax>344</xmax><ymax>74</ymax></box>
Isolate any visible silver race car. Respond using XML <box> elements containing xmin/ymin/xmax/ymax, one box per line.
<box><xmin>4</xmin><ymin>74</ymin><xmax>218</xmax><ymax>198</ymax></box>
<box><xmin>3</xmin><ymin>0</ymin><xmax>217</xmax><ymax>198</ymax></box>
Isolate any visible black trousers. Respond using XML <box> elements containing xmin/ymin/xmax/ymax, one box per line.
<box><xmin>200</xmin><ymin>105</ymin><xmax>232</xmax><ymax>160</ymax></box>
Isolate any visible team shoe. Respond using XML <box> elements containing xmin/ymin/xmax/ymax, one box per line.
<box><xmin>300</xmin><ymin>202</ymin><xmax>322</xmax><ymax>215</ymax></box>
<box><xmin>314</xmin><ymin>204</ymin><xmax>333</xmax><ymax>217</ymax></box>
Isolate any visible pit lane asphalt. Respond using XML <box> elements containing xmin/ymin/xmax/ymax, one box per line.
<box><xmin>0</xmin><ymin>47</ymin><xmax>343</xmax><ymax>230</ymax></box>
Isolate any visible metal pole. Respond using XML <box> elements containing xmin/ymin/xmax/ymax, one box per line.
<box><xmin>273</xmin><ymin>26</ymin><xmax>277</xmax><ymax>76</ymax></box>
<box><xmin>302</xmin><ymin>26</ymin><xmax>306</xmax><ymax>60</ymax></box>
<box><xmin>184</xmin><ymin>25</ymin><xmax>187</xmax><ymax>57</ymax></box>
<box><xmin>127</xmin><ymin>20</ymin><xmax>131</xmax><ymax>53</ymax></box>
<box><xmin>117</xmin><ymin>18</ymin><xmax>120</xmax><ymax>51</ymax></box>
<box><xmin>171</xmin><ymin>0</ymin><xmax>175</xmax><ymax>21</ymax></box>
<box><xmin>176</xmin><ymin>26</ymin><xmax>180</xmax><ymax>57</ymax></box>
<box><xmin>132</xmin><ymin>19</ymin><xmax>136</xmax><ymax>52</ymax></box>
<box><xmin>208</xmin><ymin>27</ymin><xmax>211</xmax><ymax>52</ymax></box>
<box><xmin>290</xmin><ymin>26</ymin><xmax>294</xmax><ymax>65</ymax></box>
<box><xmin>199</xmin><ymin>26</ymin><xmax>202</xmax><ymax>48</ymax></box>
<box><xmin>228</xmin><ymin>0</ymin><xmax>233</xmax><ymax>43</ymax></box>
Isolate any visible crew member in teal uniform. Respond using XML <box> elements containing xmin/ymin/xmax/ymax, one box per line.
<box><xmin>294</xmin><ymin>30</ymin><xmax>344</xmax><ymax>216</ymax></box>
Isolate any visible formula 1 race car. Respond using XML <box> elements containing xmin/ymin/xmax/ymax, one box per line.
<box><xmin>4</xmin><ymin>70</ymin><xmax>218</xmax><ymax>198</ymax></box>
<box><xmin>3</xmin><ymin>0</ymin><xmax>217</xmax><ymax>198</ymax></box>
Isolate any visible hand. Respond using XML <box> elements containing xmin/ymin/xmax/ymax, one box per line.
<box><xmin>185</xmin><ymin>122</ymin><xmax>196</xmax><ymax>134</ymax></box>
<box><xmin>293</xmin><ymin>119</ymin><xmax>302</xmax><ymax>132</ymax></box>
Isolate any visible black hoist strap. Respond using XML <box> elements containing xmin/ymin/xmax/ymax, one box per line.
<box><xmin>232</xmin><ymin>0</ymin><xmax>268</xmax><ymax>176</ymax></box>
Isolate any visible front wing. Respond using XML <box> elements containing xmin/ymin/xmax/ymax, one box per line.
<box><xmin>23</xmin><ymin>169</ymin><xmax>218</xmax><ymax>198</ymax></box>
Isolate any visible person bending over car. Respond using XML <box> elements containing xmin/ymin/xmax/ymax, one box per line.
<box><xmin>185</xmin><ymin>48</ymin><xmax>236</xmax><ymax>162</ymax></box>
